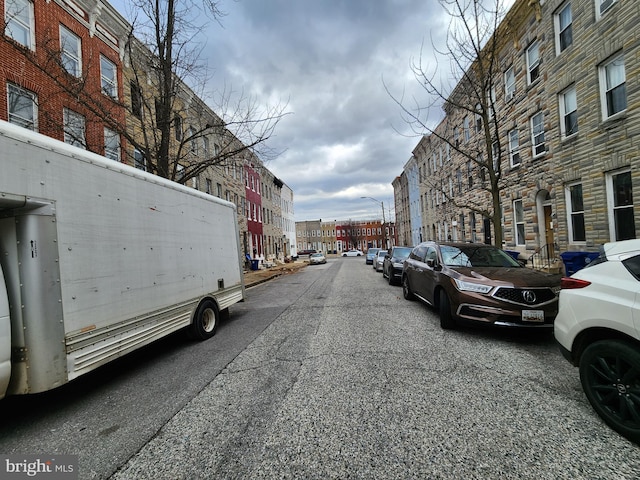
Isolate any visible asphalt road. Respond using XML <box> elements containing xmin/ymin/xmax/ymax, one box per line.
<box><xmin>1</xmin><ymin>258</ymin><xmax>639</xmax><ymax>479</ymax></box>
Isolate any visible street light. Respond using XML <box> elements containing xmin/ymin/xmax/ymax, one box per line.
<box><xmin>361</xmin><ymin>196</ymin><xmax>387</xmax><ymax>248</ymax></box>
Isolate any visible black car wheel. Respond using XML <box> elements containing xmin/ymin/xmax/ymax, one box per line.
<box><xmin>388</xmin><ymin>271</ymin><xmax>394</xmax><ymax>285</ymax></box>
<box><xmin>402</xmin><ymin>275</ymin><xmax>415</xmax><ymax>301</ymax></box>
<box><xmin>579</xmin><ymin>339</ymin><xmax>640</xmax><ymax>444</ymax></box>
<box><xmin>438</xmin><ymin>289</ymin><xmax>456</xmax><ymax>330</ymax></box>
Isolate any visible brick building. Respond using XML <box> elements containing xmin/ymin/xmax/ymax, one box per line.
<box><xmin>395</xmin><ymin>0</ymin><xmax>638</xmax><ymax>263</ymax></box>
<box><xmin>1</xmin><ymin>0</ymin><xmax>128</xmax><ymax>156</ymax></box>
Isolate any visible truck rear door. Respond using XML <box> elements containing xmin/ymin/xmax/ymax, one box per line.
<box><xmin>0</xmin><ymin>264</ymin><xmax>10</xmax><ymax>399</ymax></box>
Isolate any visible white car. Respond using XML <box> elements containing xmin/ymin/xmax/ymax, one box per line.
<box><xmin>342</xmin><ymin>249</ymin><xmax>363</xmax><ymax>257</ymax></box>
<box><xmin>309</xmin><ymin>252</ymin><xmax>327</xmax><ymax>265</ymax></box>
<box><xmin>374</xmin><ymin>250</ymin><xmax>387</xmax><ymax>272</ymax></box>
<box><xmin>554</xmin><ymin>239</ymin><xmax>640</xmax><ymax>444</ymax></box>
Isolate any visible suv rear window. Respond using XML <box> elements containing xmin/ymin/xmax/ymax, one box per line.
<box><xmin>623</xmin><ymin>254</ymin><xmax>640</xmax><ymax>281</ymax></box>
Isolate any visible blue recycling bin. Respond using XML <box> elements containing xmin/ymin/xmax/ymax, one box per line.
<box><xmin>560</xmin><ymin>251</ymin><xmax>599</xmax><ymax>276</ymax></box>
<box><xmin>504</xmin><ymin>250</ymin><xmax>520</xmax><ymax>261</ymax></box>
<box><xmin>250</xmin><ymin>259</ymin><xmax>260</xmax><ymax>271</ymax></box>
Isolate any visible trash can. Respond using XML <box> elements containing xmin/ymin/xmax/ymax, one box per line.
<box><xmin>250</xmin><ymin>259</ymin><xmax>260</xmax><ymax>271</ymax></box>
<box><xmin>504</xmin><ymin>250</ymin><xmax>520</xmax><ymax>261</ymax></box>
<box><xmin>560</xmin><ymin>251</ymin><xmax>598</xmax><ymax>276</ymax></box>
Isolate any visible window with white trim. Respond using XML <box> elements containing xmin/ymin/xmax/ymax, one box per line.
<box><xmin>5</xmin><ymin>0</ymin><xmax>34</xmax><ymax>50</ymax></box>
<box><xmin>555</xmin><ymin>3</ymin><xmax>573</xmax><ymax>54</ymax></box>
<box><xmin>565</xmin><ymin>182</ymin><xmax>585</xmax><ymax>243</ymax></box>
<box><xmin>63</xmin><ymin>108</ymin><xmax>86</xmax><ymax>149</ymax></box>
<box><xmin>60</xmin><ymin>25</ymin><xmax>81</xmax><ymax>77</ymax></box>
<box><xmin>134</xmin><ymin>148</ymin><xmax>147</xmax><ymax>171</ymax></box>
<box><xmin>504</xmin><ymin>66</ymin><xmax>515</xmax><ymax>100</ymax></box>
<box><xmin>7</xmin><ymin>82</ymin><xmax>37</xmax><ymax>130</ymax></box>
<box><xmin>559</xmin><ymin>84</ymin><xmax>578</xmax><ymax>137</ymax></box>
<box><xmin>597</xmin><ymin>0</ymin><xmax>617</xmax><ymax>18</ymax></box>
<box><xmin>514</xmin><ymin>200</ymin><xmax>525</xmax><ymax>245</ymax></box>
<box><xmin>463</xmin><ymin>117</ymin><xmax>470</xmax><ymax>141</ymax></box>
<box><xmin>104</xmin><ymin>127</ymin><xmax>120</xmax><ymax>161</ymax></box>
<box><xmin>508</xmin><ymin>129</ymin><xmax>520</xmax><ymax>167</ymax></box>
<box><xmin>530</xmin><ymin>112</ymin><xmax>545</xmax><ymax>158</ymax></box>
<box><xmin>606</xmin><ymin>169</ymin><xmax>635</xmax><ymax>241</ymax></box>
<box><xmin>526</xmin><ymin>41</ymin><xmax>540</xmax><ymax>84</ymax></box>
<box><xmin>600</xmin><ymin>54</ymin><xmax>626</xmax><ymax>119</ymax></box>
<box><xmin>100</xmin><ymin>55</ymin><xmax>117</xmax><ymax>99</ymax></box>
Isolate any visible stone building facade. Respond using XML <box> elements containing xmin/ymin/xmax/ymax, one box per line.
<box><xmin>395</xmin><ymin>0</ymin><xmax>638</xmax><ymax>262</ymax></box>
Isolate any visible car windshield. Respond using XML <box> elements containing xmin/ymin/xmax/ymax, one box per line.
<box><xmin>378</xmin><ymin>251</ymin><xmax>387</xmax><ymax>257</ymax></box>
<box><xmin>440</xmin><ymin>245</ymin><xmax>520</xmax><ymax>268</ymax></box>
<box><xmin>392</xmin><ymin>247</ymin><xmax>412</xmax><ymax>259</ymax></box>
<box><xmin>311</xmin><ymin>253</ymin><xmax>322</xmax><ymax>257</ymax></box>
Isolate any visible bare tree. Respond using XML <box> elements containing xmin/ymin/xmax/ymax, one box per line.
<box><xmin>10</xmin><ymin>0</ymin><xmax>288</xmax><ymax>184</ymax></box>
<box><xmin>388</xmin><ymin>0</ymin><xmax>517</xmax><ymax>247</ymax></box>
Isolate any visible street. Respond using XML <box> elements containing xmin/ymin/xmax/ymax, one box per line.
<box><xmin>1</xmin><ymin>257</ymin><xmax>639</xmax><ymax>479</ymax></box>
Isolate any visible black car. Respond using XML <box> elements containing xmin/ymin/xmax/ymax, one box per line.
<box><xmin>382</xmin><ymin>246</ymin><xmax>413</xmax><ymax>285</ymax></box>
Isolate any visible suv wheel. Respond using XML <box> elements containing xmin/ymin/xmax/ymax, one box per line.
<box><xmin>579</xmin><ymin>339</ymin><xmax>640</xmax><ymax>444</ymax></box>
<box><xmin>402</xmin><ymin>276</ymin><xmax>415</xmax><ymax>301</ymax></box>
<box><xmin>438</xmin><ymin>290</ymin><xmax>456</xmax><ymax>330</ymax></box>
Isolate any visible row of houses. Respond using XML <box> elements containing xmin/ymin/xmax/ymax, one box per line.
<box><xmin>393</xmin><ymin>0</ymin><xmax>637</xmax><ymax>266</ymax></box>
<box><xmin>295</xmin><ymin>219</ymin><xmax>397</xmax><ymax>254</ymax></box>
<box><xmin>1</xmin><ymin>0</ymin><xmax>296</xmax><ymax>262</ymax></box>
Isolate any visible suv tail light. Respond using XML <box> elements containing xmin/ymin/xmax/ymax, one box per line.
<box><xmin>560</xmin><ymin>277</ymin><xmax>591</xmax><ymax>289</ymax></box>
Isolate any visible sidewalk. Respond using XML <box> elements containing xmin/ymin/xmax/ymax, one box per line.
<box><xmin>243</xmin><ymin>260</ymin><xmax>307</xmax><ymax>288</ymax></box>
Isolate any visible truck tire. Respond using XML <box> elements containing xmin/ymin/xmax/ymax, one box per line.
<box><xmin>189</xmin><ymin>299</ymin><xmax>219</xmax><ymax>340</ymax></box>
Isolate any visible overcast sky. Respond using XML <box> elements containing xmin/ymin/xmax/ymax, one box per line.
<box><xmin>112</xmin><ymin>0</ymin><xmax>457</xmax><ymax>222</ymax></box>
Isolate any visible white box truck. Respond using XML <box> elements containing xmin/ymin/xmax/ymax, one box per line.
<box><xmin>0</xmin><ymin>121</ymin><xmax>245</xmax><ymax>398</ymax></box>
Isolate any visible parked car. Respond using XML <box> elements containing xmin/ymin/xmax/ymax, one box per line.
<box><xmin>309</xmin><ymin>252</ymin><xmax>327</xmax><ymax>265</ymax></box>
<box><xmin>402</xmin><ymin>241</ymin><xmax>560</xmax><ymax>330</ymax></box>
<box><xmin>365</xmin><ymin>248</ymin><xmax>381</xmax><ymax>265</ymax></box>
<box><xmin>382</xmin><ymin>246</ymin><xmax>413</xmax><ymax>285</ymax></box>
<box><xmin>554</xmin><ymin>239</ymin><xmax>640</xmax><ymax>444</ymax></box>
<box><xmin>297</xmin><ymin>249</ymin><xmax>317</xmax><ymax>257</ymax></box>
<box><xmin>342</xmin><ymin>249</ymin><xmax>364</xmax><ymax>257</ymax></box>
<box><xmin>374</xmin><ymin>250</ymin><xmax>388</xmax><ymax>272</ymax></box>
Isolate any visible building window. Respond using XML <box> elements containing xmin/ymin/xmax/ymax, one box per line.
<box><xmin>205</xmin><ymin>178</ymin><xmax>212</xmax><ymax>194</ymax></box>
<box><xmin>104</xmin><ymin>127</ymin><xmax>120</xmax><ymax>161</ymax></box>
<box><xmin>60</xmin><ymin>25</ymin><xmax>81</xmax><ymax>77</ymax></box>
<box><xmin>597</xmin><ymin>0</ymin><xmax>617</xmax><ymax>18</ymax></box>
<box><xmin>600</xmin><ymin>54</ymin><xmax>626</xmax><ymax>119</ymax></box>
<box><xmin>467</xmin><ymin>160</ymin><xmax>473</xmax><ymax>189</ymax></box>
<box><xmin>63</xmin><ymin>108</ymin><xmax>86</xmax><ymax>149</ymax></box>
<box><xmin>555</xmin><ymin>3</ymin><xmax>573</xmax><ymax>54</ymax></box>
<box><xmin>130</xmin><ymin>81</ymin><xmax>142</xmax><ymax>118</ymax></box>
<box><xmin>504</xmin><ymin>66</ymin><xmax>515</xmax><ymax>100</ymax></box>
<box><xmin>508</xmin><ymin>129</ymin><xmax>520</xmax><ymax>167</ymax></box>
<box><xmin>474</xmin><ymin>104</ymin><xmax>482</xmax><ymax>133</ymax></box>
<box><xmin>526</xmin><ymin>41</ymin><xmax>540</xmax><ymax>85</ymax></box>
<box><xmin>607</xmin><ymin>169</ymin><xmax>635</xmax><ymax>241</ymax></box>
<box><xmin>134</xmin><ymin>148</ymin><xmax>146</xmax><ymax>171</ymax></box>
<box><xmin>174</xmin><ymin>115</ymin><xmax>183</xmax><ymax>141</ymax></box>
<box><xmin>217</xmin><ymin>183</ymin><xmax>222</xmax><ymax>198</ymax></box>
<box><xmin>530</xmin><ymin>112</ymin><xmax>545</xmax><ymax>158</ymax></box>
<box><xmin>514</xmin><ymin>200</ymin><xmax>525</xmax><ymax>246</ymax></box>
<box><xmin>100</xmin><ymin>55</ymin><xmax>117</xmax><ymax>99</ymax></box>
<box><xmin>188</xmin><ymin>126</ymin><xmax>197</xmax><ymax>154</ymax></box>
<box><xmin>487</xmin><ymin>86</ymin><xmax>496</xmax><ymax>119</ymax></box>
<box><xmin>463</xmin><ymin>117</ymin><xmax>470</xmax><ymax>142</ymax></box>
<box><xmin>7</xmin><ymin>83</ymin><xmax>37</xmax><ymax>130</ymax></box>
<box><xmin>559</xmin><ymin>85</ymin><xmax>578</xmax><ymax>137</ymax></box>
<box><xmin>5</xmin><ymin>0</ymin><xmax>34</xmax><ymax>50</ymax></box>
<box><xmin>202</xmin><ymin>136</ymin><xmax>210</xmax><ymax>158</ymax></box>
<box><xmin>566</xmin><ymin>182</ymin><xmax>585</xmax><ymax>243</ymax></box>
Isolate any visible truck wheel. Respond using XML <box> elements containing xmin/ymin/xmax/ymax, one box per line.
<box><xmin>579</xmin><ymin>340</ymin><xmax>640</xmax><ymax>444</ymax></box>
<box><xmin>189</xmin><ymin>299</ymin><xmax>218</xmax><ymax>340</ymax></box>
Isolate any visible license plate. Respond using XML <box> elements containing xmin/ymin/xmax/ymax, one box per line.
<box><xmin>522</xmin><ymin>310</ymin><xmax>545</xmax><ymax>323</ymax></box>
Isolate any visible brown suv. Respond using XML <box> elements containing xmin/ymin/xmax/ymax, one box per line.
<box><xmin>402</xmin><ymin>242</ymin><xmax>561</xmax><ymax>329</ymax></box>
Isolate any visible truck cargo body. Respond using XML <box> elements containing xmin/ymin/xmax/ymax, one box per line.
<box><xmin>0</xmin><ymin>121</ymin><xmax>245</xmax><ymax>398</ymax></box>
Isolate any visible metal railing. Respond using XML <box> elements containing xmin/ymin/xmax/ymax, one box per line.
<box><xmin>530</xmin><ymin>243</ymin><xmax>559</xmax><ymax>271</ymax></box>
